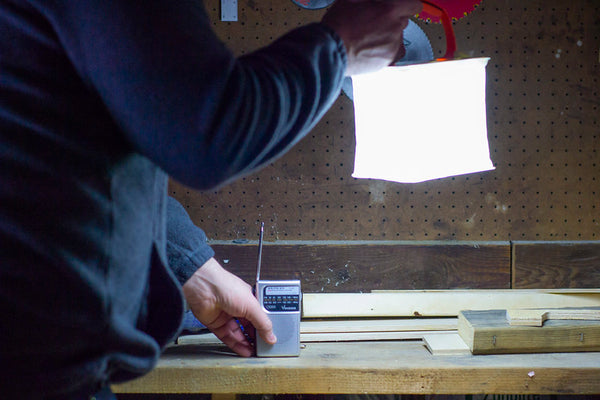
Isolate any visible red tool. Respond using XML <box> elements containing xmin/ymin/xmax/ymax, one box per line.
<box><xmin>421</xmin><ymin>0</ymin><xmax>457</xmax><ymax>60</ymax></box>
<box><xmin>418</xmin><ymin>0</ymin><xmax>483</xmax><ymax>23</ymax></box>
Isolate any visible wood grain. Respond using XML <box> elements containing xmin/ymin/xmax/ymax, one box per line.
<box><xmin>512</xmin><ymin>241</ymin><xmax>600</xmax><ymax>288</ymax></box>
<box><xmin>112</xmin><ymin>341</ymin><xmax>600</xmax><ymax>394</ymax></box>
<box><xmin>211</xmin><ymin>242</ymin><xmax>510</xmax><ymax>292</ymax></box>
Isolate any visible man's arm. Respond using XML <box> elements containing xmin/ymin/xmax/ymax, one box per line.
<box><xmin>36</xmin><ymin>0</ymin><xmax>345</xmax><ymax>190</ymax></box>
<box><xmin>167</xmin><ymin>196</ymin><xmax>274</xmax><ymax>356</ymax></box>
<box><xmin>166</xmin><ymin>196</ymin><xmax>215</xmax><ymax>285</ymax></box>
<box><xmin>33</xmin><ymin>0</ymin><xmax>420</xmax><ymax>191</ymax></box>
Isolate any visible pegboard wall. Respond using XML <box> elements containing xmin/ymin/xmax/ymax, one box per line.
<box><xmin>170</xmin><ymin>0</ymin><xmax>600</xmax><ymax>242</ymax></box>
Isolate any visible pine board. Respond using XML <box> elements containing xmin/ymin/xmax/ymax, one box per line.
<box><xmin>300</xmin><ymin>318</ymin><xmax>457</xmax><ymax>333</ymax></box>
<box><xmin>177</xmin><ymin>318</ymin><xmax>458</xmax><ymax>345</ymax></box>
<box><xmin>423</xmin><ymin>333</ymin><xmax>471</xmax><ymax>355</ymax></box>
<box><xmin>302</xmin><ymin>290</ymin><xmax>600</xmax><ymax>318</ymax></box>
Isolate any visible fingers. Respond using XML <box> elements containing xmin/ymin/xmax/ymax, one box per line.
<box><xmin>207</xmin><ymin>313</ymin><xmax>254</xmax><ymax>357</ymax></box>
<box><xmin>182</xmin><ymin>258</ymin><xmax>276</xmax><ymax>355</ymax></box>
<box><xmin>322</xmin><ymin>0</ymin><xmax>423</xmax><ymax>75</ymax></box>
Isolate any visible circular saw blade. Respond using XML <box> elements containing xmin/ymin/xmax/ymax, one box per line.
<box><xmin>342</xmin><ymin>19</ymin><xmax>433</xmax><ymax>100</ymax></box>
<box><xmin>291</xmin><ymin>0</ymin><xmax>335</xmax><ymax>10</ymax></box>
<box><xmin>418</xmin><ymin>0</ymin><xmax>483</xmax><ymax>23</ymax></box>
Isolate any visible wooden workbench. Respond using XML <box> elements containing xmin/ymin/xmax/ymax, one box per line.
<box><xmin>113</xmin><ymin>340</ymin><xmax>600</xmax><ymax>396</ymax></box>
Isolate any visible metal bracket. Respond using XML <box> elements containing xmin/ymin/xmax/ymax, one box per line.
<box><xmin>221</xmin><ymin>0</ymin><xmax>238</xmax><ymax>22</ymax></box>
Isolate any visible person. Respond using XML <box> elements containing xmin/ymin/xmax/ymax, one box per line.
<box><xmin>0</xmin><ymin>0</ymin><xmax>422</xmax><ymax>398</ymax></box>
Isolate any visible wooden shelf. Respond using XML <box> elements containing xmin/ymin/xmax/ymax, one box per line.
<box><xmin>113</xmin><ymin>341</ymin><xmax>600</xmax><ymax>395</ymax></box>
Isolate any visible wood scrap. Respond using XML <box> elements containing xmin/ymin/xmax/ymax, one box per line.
<box><xmin>458</xmin><ymin>309</ymin><xmax>600</xmax><ymax>354</ymax></box>
<box><xmin>302</xmin><ymin>330</ymin><xmax>455</xmax><ymax>343</ymax></box>
<box><xmin>300</xmin><ymin>318</ymin><xmax>457</xmax><ymax>333</ymax></box>
<box><xmin>422</xmin><ymin>333</ymin><xmax>471</xmax><ymax>355</ymax></box>
<box><xmin>506</xmin><ymin>307</ymin><xmax>600</xmax><ymax>326</ymax></box>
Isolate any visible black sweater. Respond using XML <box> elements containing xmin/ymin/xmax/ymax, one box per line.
<box><xmin>0</xmin><ymin>0</ymin><xmax>346</xmax><ymax>396</ymax></box>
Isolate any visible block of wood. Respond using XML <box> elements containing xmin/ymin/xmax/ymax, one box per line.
<box><xmin>458</xmin><ymin>309</ymin><xmax>600</xmax><ymax>354</ymax></box>
<box><xmin>506</xmin><ymin>307</ymin><xmax>600</xmax><ymax>326</ymax></box>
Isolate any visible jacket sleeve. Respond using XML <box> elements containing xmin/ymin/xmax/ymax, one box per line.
<box><xmin>166</xmin><ymin>196</ymin><xmax>215</xmax><ymax>285</ymax></box>
<box><xmin>37</xmin><ymin>1</ymin><xmax>347</xmax><ymax>190</ymax></box>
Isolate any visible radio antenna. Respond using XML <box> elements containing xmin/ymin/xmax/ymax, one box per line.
<box><xmin>255</xmin><ymin>222</ymin><xmax>264</xmax><ymax>284</ymax></box>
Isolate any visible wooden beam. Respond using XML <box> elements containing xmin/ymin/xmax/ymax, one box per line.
<box><xmin>512</xmin><ymin>241</ymin><xmax>600</xmax><ymax>288</ymax></box>
<box><xmin>458</xmin><ymin>309</ymin><xmax>600</xmax><ymax>354</ymax></box>
<box><xmin>302</xmin><ymin>290</ymin><xmax>600</xmax><ymax>318</ymax></box>
<box><xmin>211</xmin><ymin>242</ymin><xmax>511</xmax><ymax>292</ymax></box>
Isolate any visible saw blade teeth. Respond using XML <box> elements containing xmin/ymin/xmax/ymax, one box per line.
<box><xmin>417</xmin><ymin>0</ymin><xmax>483</xmax><ymax>23</ymax></box>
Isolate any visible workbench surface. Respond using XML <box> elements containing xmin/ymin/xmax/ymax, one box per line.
<box><xmin>113</xmin><ymin>341</ymin><xmax>600</xmax><ymax>395</ymax></box>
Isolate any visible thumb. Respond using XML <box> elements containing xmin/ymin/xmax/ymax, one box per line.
<box><xmin>244</xmin><ymin>296</ymin><xmax>277</xmax><ymax>345</ymax></box>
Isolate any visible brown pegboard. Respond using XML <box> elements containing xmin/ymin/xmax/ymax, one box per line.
<box><xmin>170</xmin><ymin>0</ymin><xmax>600</xmax><ymax>241</ymax></box>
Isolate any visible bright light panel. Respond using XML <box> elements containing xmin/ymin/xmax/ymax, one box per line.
<box><xmin>351</xmin><ymin>57</ymin><xmax>494</xmax><ymax>183</ymax></box>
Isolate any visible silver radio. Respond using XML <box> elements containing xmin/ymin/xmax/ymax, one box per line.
<box><xmin>254</xmin><ymin>223</ymin><xmax>301</xmax><ymax>357</ymax></box>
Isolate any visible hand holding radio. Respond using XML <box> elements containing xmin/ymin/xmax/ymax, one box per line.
<box><xmin>182</xmin><ymin>257</ymin><xmax>277</xmax><ymax>357</ymax></box>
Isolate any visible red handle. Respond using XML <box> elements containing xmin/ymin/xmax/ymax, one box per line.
<box><xmin>421</xmin><ymin>0</ymin><xmax>457</xmax><ymax>60</ymax></box>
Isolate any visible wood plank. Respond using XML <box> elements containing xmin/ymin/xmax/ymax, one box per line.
<box><xmin>176</xmin><ymin>324</ymin><xmax>458</xmax><ymax>345</ymax></box>
<box><xmin>300</xmin><ymin>330</ymin><xmax>455</xmax><ymax>342</ymax></box>
<box><xmin>423</xmin><ymin>333</ymin><xmax>471</xmax><ymax>355</ymax></box>
<box><xmin>211</xmin><ymin>242</ymin><xmax>510</xmax><ymax>292</ymax></box>
<box><xmin>300</xmin><ymin>318</ymin><xmax>457</xmax><ymax>333</ymax></box>
<box><xmin>112</xmin><ymin>341</ymin><xmax>600</xmax><ymax>394</ymax></box>
<box><xmin>507</xmin><ymin>307</ymin><xmax>600</xmax><ymax>326</ymax></box>
<box><xmin>302</xmin><ymin>290</ymin><xmax>600</xmax><ymax>318</ymax></box>
<box><xmin>458</xmin><ymin>309</ymin><xmax>600</xmax><ymax>354</ymax></box>
<box><xmin>512</xmin><ymin>241</ymin><xmax>600</xmax><ymax>288</ymax></box>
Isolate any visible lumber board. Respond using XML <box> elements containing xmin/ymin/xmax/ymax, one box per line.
<box><xmin>177</xmin><ymin>318</ymin><xmax>458</xmax><ymax>346</ymax></box>
<box><xmin>302</xmin><ymin>290</ymin><xmax>600</xmax><ymax>318</ymax></box>
<box><xmin>507</xmin><ymin>307</ymin><xmax>600</xmax><ymax>326</ymax></box>
<box><xmin>177</xmin><ymin>329</ymin><xmax>458</xmax><ymax>345</ymax></box>
<box><xmin>512</xmin><ymin>241</ymin><xmax>600</xmax><ymax>288</ymax></box>
<box><xmin>300</xmin><ymin>318</ymin><xmax>457</xmax><ymax>333</ymax></box>
<box><xmin>112</xmin><ymin>341</ymin><xmax>600</xmax><ymax>394</ymax></box>
<box><xmin>458</xmin><ymin>309</ymin><xmax>600</xmax><ymax>354</ymax></box>
<box><xmin>302</xmin><ymin>330</ymin><xmax>455</xmax><ymax>342</ymax></box>
<box><xmin>422</xmin><ymin>333</ymin><xmax>471</xmax><ymax>355</ymax></box>
<box><xmin>211</xmin><ymin>242</ymin><xmax>510</xmax><ymax>292</ymax></box>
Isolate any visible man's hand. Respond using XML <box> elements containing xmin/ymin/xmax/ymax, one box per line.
<box><xmin>322</xmin><ymin>0</ymin><xmax>423</xmax><ymax>76</ymax></box>
<box><xmin>182</xmin><ymin>257</ymin><xmax>277</xmax><ymax>357</ymax></box>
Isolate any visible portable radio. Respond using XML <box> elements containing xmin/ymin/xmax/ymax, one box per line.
<box><xmin>254</xmin><ymin>222</ymin><xmax>301</xmax><ymax>357</ymax></box>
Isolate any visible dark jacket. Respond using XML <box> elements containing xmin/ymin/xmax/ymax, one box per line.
<box><xmin>0</xmin><ymin>0</ymin><xmax>346</xmax><ymax>396</ymax></box>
